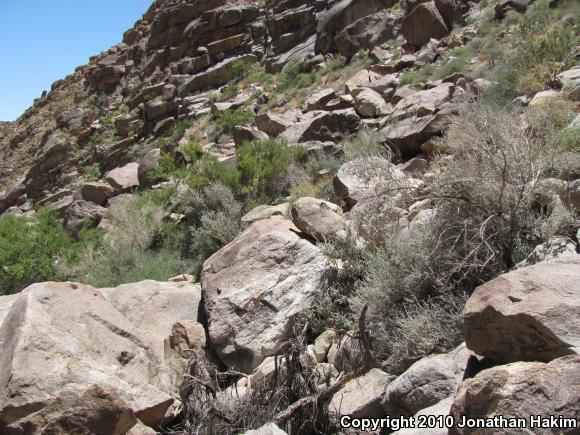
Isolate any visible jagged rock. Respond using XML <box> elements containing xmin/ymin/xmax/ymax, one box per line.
<box><xmin>463</xmin><ymin>257</ymin><xmax>580</xmax><ymax>363</ymax></box>
<box><xmin>352</xmin><ymin>88</ymin><xmax>392</xmax><ymax>117</ymax></box>
<box><xmin>449</xmin><ymin>356</ymin><xmax>580</xmax><ymax>435</ymax></box>
<box><xmin>178</xmin><ymin>55</ymin><xmax>258</xmax><ymax>97</ymax></box>
<box><xmin>281</xmin><ymin>109</ymin><xmax>361</xmax><ymax>144</ymax></box>
<box><xmin>329</xmin><ymin>369</ymin><xmax>394</xmax><ymax>418</ymax></box>
<box><xmin>3</xmin><ymin>385</ymin><xmax>136</xmax><ymax>435</ymax></box>
<box><xmin>333</xmin><ymin>157</ymin><xmax>408</xmax><ymax>207</ymax></box>
<box><xmin>242</xmin><ymin>203</ymin><xmax>290</xmax><ymax>224</ymax></box>
<box><xmin>383</xmin><ymin>113</ymin><xmax>451</xmax><ymax>157</ymax></box>
<box><xmin>89</xmin><ymin>65</ymin><xmax>126</xmax><ymax>92</ymax></box>
<box><xmin>201</xmin><ymin>218</ymin><xmax>331</xmax><ymax>373</ymax></box>
<box><xmin>144</xmin><ymin>100</ymin><xmax>177</xmax><ymax>121</ymax></box>
<box><xmin>402</xmin><ymin>2</ymin><xmax>449</xmax><ymax>47</ymax></box>
<box><xmin>78</xmin><ymin>181</ymin><xmax>117</xmax><ymax>206</ymax></box>
<box><xmin>138</xmin><ymin>149</ymin><xmax>162</xmax><ymax>188</ymax></box>
<box><xmin>106</xmin><ymin>162</ymin><xmax>140</xmax><ymax>192</ymax></box>
<box><xmin>232</xmin><ymin>126</ymin><xmax>269</xmax><ymax>147</ymax></box>
<box><xmin>306</xmin><ymin>88</ymin><xmax>337</xmax><ymax>112</ymax></box>
<box><xmin>0</xmin><ymin>282</ymin><xmax>181</xmax><ymax>429</ymax></box>
<box><xmin>290</xmin><ymin>197</ymin><xmax>346</xmax><ymax>241</ymax></box>
<box><xmin>345</xmin><ymin>70</ymin><xmax>399</xmax><ymax>95</ymax></box>
<box><xmin>381</xmin><ymin>343</ymin><xmax>472</xmax><ymax>416</ymax></box>
<box><xmin>240</xmin><ymin>423</ymin><xmax>288</xmax><ymax>435</ymax></box>
<box><xmin>64</xmin><ymin>200</ymin><xmax>108</xmax><ymax>238</ymax></box>
<box><xmin>335</xmin><ymin>11</ymin><xmax>399</xmax><ymax>60</ymax></box>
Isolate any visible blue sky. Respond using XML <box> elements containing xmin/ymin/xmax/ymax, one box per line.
<box><xmin>0</xmin><ymin>1</ymin><xmax>152</xmax><ymax>121</ymax></box>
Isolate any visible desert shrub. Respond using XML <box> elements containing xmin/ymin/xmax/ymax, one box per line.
<box><xmin>60</xmin><ymin>192</ymin><xmax>186</xmax><ymax>287</ymax></box>
<box><xmin>343</xmin><ymin>129</ymin><xmax>390</xmax><ymax>159</ymax></box>
<box><xmin>276</xmin><ymin>59</ymin><xmax>316</xmax><ymax>92</ymax></box>
<box><xmin>187</xmin><ymin>182</ymin><xmax>245</xmax><ymax>278</ymax></box>
<box><xmin>214</xmin><ymin>109</ymin><xmax>255</xmax><ymax>135</ymax></box>
<box><xmin>0</xmin><ymin>209</ymin><xmax>82</xmax><ymax>295</ymax></box>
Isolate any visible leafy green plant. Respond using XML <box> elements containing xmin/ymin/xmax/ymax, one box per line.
<box><xmin>214</xmin><ymin>109</ymin><xmax>255</xmax><ymax>135</ymax></box>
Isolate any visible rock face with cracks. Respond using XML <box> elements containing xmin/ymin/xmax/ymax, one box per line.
<box><xmin>201</xmin><ymin>218</ymin><xmax>331</xmax><ymax>373</ymax></box>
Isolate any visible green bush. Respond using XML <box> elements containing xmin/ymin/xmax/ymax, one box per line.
<box><xmin>214</xmin><ymin>109</ymin><xmax>255</xmax><ymax>135</ymax></box>
<box><xmin>0</xmin><ymin>209</ymin><xmax>82</xmax><ymax>295</ymax></box>
<box><xmin>276</xmin><ymin>59</ymin><xmax>316</xmax><ymax>92</ymax></box>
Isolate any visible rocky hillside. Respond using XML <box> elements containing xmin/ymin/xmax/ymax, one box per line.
<box><xmin>0</xmin><ymin>0</ymin><xmax>579</xmax><ymax>433</ymax></box>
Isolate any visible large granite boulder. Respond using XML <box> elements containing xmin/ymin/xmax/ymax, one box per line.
<box><xmin>449</xmin><ymin>356</ymin><xmax>580</xmax><ymax>435</ymax></box>
<box><xmin>0</xmin><ymin>280</ymin><xmax>201</xmax><ymax>431</ymax></box>
<box><xmin>463</xmin><ymin>257</ymin><xmax>580</xmax><ymax>363</ymax></box>
<box><xmin>201</xmin><ymin>218</ymin><xmax>331</xmax><ymax>373</ymax></box>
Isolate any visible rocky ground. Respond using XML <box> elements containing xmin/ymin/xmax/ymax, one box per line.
<box><xmin>0</xmin><ymin>0</ymin><xmax>579</xmax><ymax>433</ymax></box>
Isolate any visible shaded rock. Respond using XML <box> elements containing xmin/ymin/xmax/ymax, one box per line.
<box><xmin>449</xmin><ymin>356</ymin><xmax>580</xmax><ymax>435</ymax></box>
<box><xmin>290</xmin><ymin>197</ymin><xmax>346</xmax><ymax>241</ymax></box>
<box><xmin>255</xmin><ymin>112</ymin><xmax>297</xmax><ymax>137</ymax></box>
<box><xmin>335</xmin><ymin>11</ymin><xmax>399</xmax><ymax>60</ymax></box>
<box><xmin>79</xmin><ymin>182</ymin><xmax>116</xmax><ymax>206</ymax></box>
<box><xmin>434</xmin><ymin>0</ymin><xmax>466</xmax><ymax>28</ymax></box>
<box><xmin>402</xmin><ymin>2</ymin><xmax>449</xmax><ymax>47</ymax></box>
<box><xmin>314</xmin><ymin>329</ymin><xmax>338</xmax><ymax>363</ymax></box>
<box><xmin>201</xmin><ymin>218</ymin><xmax>331</xmax><ymax>373</ymax></box>
<box><xmin>463</xmin><ymin>257</ymin><xmax>580</xmax><ymax>363</ymax></box>
<box><xmin>494</xmin><ymin>0</ymin><xmax>533</xmax><ymax>19</ymax></box>
<box><xmin>353</xmin><ymin>88</ymin><xmax>392</xmax><ymax>117</ymax></box>
<box><xmin>106</xmin><ymin>162</ymin><xmax>140</xmax><ymax>192</ymax></box>
<box><xmin>329</xmin><ymin>369</ymin><xmax>394</xmax><ymax>418</ymax></box>
<box><xmin>232</xmin><ymin>126</ymin><xmax>269</xmax><ymax>147</ymax></box>
<box><xmin>64</xmin><ymin>200</ymin><xmax>108</xmax><ymax>238</ymax></box>
<box><xmin>3</xmin><ymin>385</ymin><xmax>136</xmax><ymax>435</ymax></box>
<box><xmin>281</xmin><ymin>109</ymin><xmax>361</xmax><ymax>144</ymax></box>
<box><xmin>381</xmin><ymin>343</ymin><xmax>472</xmax><ymax>416</ymax></box>
<box><xmin>138</xmin><ymin>149</ymin><xmax>162</xmax><ymax>189</ymax></box>
<box><xmin>242</xmin><ymin>203</ymin><xmax>290</xmax><ymax>224</ymax></box>
<box><xmin>383</xmin><ymin>113</ymin><xmax>451</xmax><ymax>157</ymax></box>
<box><xmin>0</xmin><ymin>282</ymin><xmax>175</xmax><ymax>429</ymax></box>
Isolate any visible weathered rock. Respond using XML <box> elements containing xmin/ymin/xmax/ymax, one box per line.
<box><xmin>333</xmin><ymin>157</ymin><xmax>408</xmax><ymax>207</ymax></box>
<box><xmin>79</xmin><ymin>181</ymin><xmax>117</xmax><ymax>206</ymax></box>
<box><xmin>255</xmin><ymin>112</ymin><xmax>296</xmax><ymax>136</ymax></box>
<box><xmin>106</xmin><ymin>162</ymin><xmax>140</xmax><ymax>192</ymax></box>
<box><xmin>381</xmin><ymin>343</ymin><xmax>472</xmax><ymax>416</ymax></box>
<box><xmin>242</xmin><ymin>203</ymin><xmax>290</xmax><ymax>224</ymax></box>
<box><xmin>393</xmin><ymin>82</ymin><xmax>454</xmax><ymax>117</ymax></box>
<box><xmin>63</xmin><ymin>200</ymin><xmax>108</xmax><ymax>238</ymax></box>
<box><xmin>313</xmin><ymin>329</ymin><xmax>338</xmax><ymax>363</ymax></box>
<box><xmin>335</xmin><ymin>11</ymin><xmax>399</xmax><ymax>60</ymax></box>
<box><xmin>449</xmin><ymin>356</ymin><xmax>580</xmax><ymax>435</ymax></box>
<box><xmin>516</xmin><ymin>237</ymin><xmax>577</xmax><ymax>268</ymax></box>
<box><xmin>528</xmin><ymin>89</ymin><xmax>561</xmax><ymax>107</ymax></box>
<box><xmin>434</xmin><ymin>0</ymin><xmax>465</xmax><ymax>28</ymax></box>
<box><xmin>329</xmin><ymin>369</ymin><xmax>393</xmax><ymax>418</ymax></box>
<box><xmin>306</xmin><ymin>88</ymin><xmax>337</xmax><ymax>112</ymax></box>
<box><xmin>463</xmin><ymin>257</ymin><xmax>580</xmax><ymax>363</ymax></box>
<box><xmin>138</xmin><ymin>149</ymin><xmax>162</xmax><ymax>188</ymax></box>
<box><xmin>402</xmin><ymin>2</ymin><xmax>449</xmax><ymax>47</ymax></box>
<box><xmin>201</xmin><ymin>218</ymin><xmax>331</xmax><ymax>372</ymax></box>
<box><xmin>0</xmin><ymin>294</ymin><xmax>19</xmax><ymax>327</ymax></box>
<box><xmin>290</xmin><ymin>197</ymin><xmax>346</xmax><ymax>241</ymax></box>
<box><xmin>3</xmin><ymin>385</ymin><xmax>136</xmax><ymax>435</ymax></box>
<box><xmin>232</xmin><ymin>126</ymin><xmax>269</xmax><ymax>147</ymax></box>
<box><xmin>396</xmin><ymin>396</ymin><xmax>454</xmax><ymax>435</ymax></box>
<box><xmin>383</xmin><ymin>113</ymin><xmax>451</xmax><ymax>157</ymax></box>
<box><xmin>281</xmin><ymin>109</ymin><xmax>361</xmax><ymax>144</ymax></box>
<box><xmin>353</xmin><ymin>88</ymin><xmax>392</xmax><ymax>117</ymax></box>
<box><xmin>0</xmin><ymin>282</ymin><xmax>176</xmax><ymax>429</ymax></box>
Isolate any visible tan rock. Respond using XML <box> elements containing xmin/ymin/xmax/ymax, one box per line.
<box><xmin>0</xmin><ymin>282</ymin><xmax>174</xmax><ymax>428</ymax></box>
<box><xmin>463</xmin><ymin>257</ymin><xmax>580</xmax><ymax>362</ymax></box>
<box><xmin>353</xmin><ymin>88</ymin><xmax>392</xmax><ymax>118</ymax></box>
<box><xmin>313</xmin><ymin>329</ymin><xmax>337</xmax><ymax>363</ymax></box>
<box><xmin>201</xmin><ymin>218</ymin><xmax>330</xmax><ymax>373</ymax></box>
<box><xmin>396</xmin><ymin>396</ymin><xmax>454</xmax><ymax>435</ymax></box>
<box><xmin>79</xmin><ymin>181</ymin><xmax>117</xmax><ymax>206</ymax></box>
<box><xmin>290</xmin><ymin>197</ymin><xmax>346</xmax><ymax>241</ymax></box>
<box><xmin>306</xmin><ymin>88</ymin><xmax>337</xmax><ymax>111</ymax></box>
<box><xmin>329</xmin><ymin>369</ymin><xmax>393</xmax><ymax>418</ymax></box>
<box><xmin>402</xmin><ymin>2</ymin><xmax>449</xmax><ymax>47</ymax></box>
<box><xmin>449</xmin><ymin>356</ymin><xmax>580</xmax><ymax>435</ymax></box>
<box><xmin>106</xmin><ymin>162</ymin><xmax>140</xmax><ymax>192</ymax></box>
<box><xmin>242</xmin><ymin>203</ymin><xmax>290</xmax><ymax>224</ymax></box>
